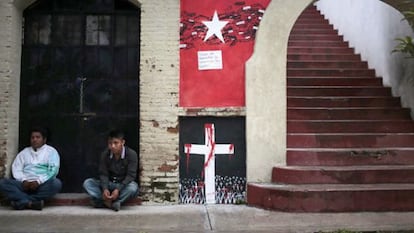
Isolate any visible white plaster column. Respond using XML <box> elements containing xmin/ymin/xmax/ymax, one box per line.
<box><xmin>245</xmin><ymin>0</ymin><xmax>313</xmax><ymax>182</ymax></box>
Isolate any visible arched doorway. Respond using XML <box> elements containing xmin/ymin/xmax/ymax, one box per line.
<box><xmin>19</xmin><ymin>0</ymin><xmax>140</xmax><ymax>192</ymax></box>
<box><xmin>245</xmin><ymin>0</ymin><xmax>412</xmax><ymax>183</ymax></box>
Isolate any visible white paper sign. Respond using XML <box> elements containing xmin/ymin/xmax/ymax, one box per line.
<box><xmin>197</xmin><ymin>50</ymin><xmax>223</xmax><ymax>70</ymax></box>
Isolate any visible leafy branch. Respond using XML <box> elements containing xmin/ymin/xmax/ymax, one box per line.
<box><xmin>393</xmin><ymin>6</ymin><xmax>414</xmax><ymax>58</ymax></box>
<box><xmin>393</xmin><ymin>36</ymin><xmax>414</xmax><ymax>58</ymax></box>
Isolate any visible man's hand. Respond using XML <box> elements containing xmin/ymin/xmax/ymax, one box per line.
<box><xmin>103</xmin><ymin>189</ymin><xmax>112</xmax><ymax>201</ymax></box>
<box><xmin>22</xmin><ymin>181</ymin><xmax>39</xmax><ymax>191</ymax></box>
<box><xmin>29</xmin><ymin>181</ymin><xmax>39</xmax><ymax>190</ymax></box>
<box><xmin>111</xmin><ymin>189</ymin><xmax>120</xmax><ymax>200</ymax></box>
<box><xmin>22</xmin><ymin>181</ymin><xmax>31</xmax><ymax>191</ymax></box>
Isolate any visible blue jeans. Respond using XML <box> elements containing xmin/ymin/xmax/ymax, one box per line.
<box><xmin>0</xmin><ymin>178</ymin><xmax>62</xmax><ymax>209</ymax></box>
<box><xmin>83</xmin><ymin>178</ymin><xmax>138</xmax><ymax>206</ymax></box>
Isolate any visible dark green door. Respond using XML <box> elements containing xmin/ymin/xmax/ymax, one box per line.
<box><xmin>20</xmin><ymin>0</ymin><xmax>140</xmax><ymax>192</ymax></box>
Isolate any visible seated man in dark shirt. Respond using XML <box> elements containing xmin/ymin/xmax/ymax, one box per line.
<box><xmin>83</xmin><ymin>129</ymin><xmax>138</xmax><ymax>211</ymax></box>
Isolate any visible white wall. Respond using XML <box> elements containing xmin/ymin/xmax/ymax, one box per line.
<box><xmin>316</xmin><ymin>0</ymin><xmax>414</xmax><ymax>117</ymax></box>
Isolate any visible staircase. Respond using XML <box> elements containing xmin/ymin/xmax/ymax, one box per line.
<box><xmin>247</xmin><ymin>4</ymin><xmax>414</xmax><ymax>212</ymax></box>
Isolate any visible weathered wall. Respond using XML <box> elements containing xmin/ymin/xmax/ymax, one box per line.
<box><xmin>138</xmin><ymin>0</ymin><xmax>181</xmax><ymax>202</ymax></box>
<box><xmin>0</xmin><ymin>0</ymin><xmax>33</xmax><ymax>178</ymax></box>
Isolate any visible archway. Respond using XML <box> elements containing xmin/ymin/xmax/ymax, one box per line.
<box><xmin>245</xmin><ymin>0</ymin><xmax>412</xmax><ymax>183</ymax></box>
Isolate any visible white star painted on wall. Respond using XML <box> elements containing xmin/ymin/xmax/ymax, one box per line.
<box><xmin>203</xmin><ymin>11</ymin><xmax>228</xmax><ymax>43</ymax></box>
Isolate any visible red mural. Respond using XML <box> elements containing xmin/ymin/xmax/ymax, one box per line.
<box><xmin>180</xmin><ymin>0</ymin><xmax>271</xmax><ymax>107</ymax></box>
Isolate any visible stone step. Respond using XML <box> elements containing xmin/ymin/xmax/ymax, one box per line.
<box><xmin>288</xmin><ymin>41</ymin><xmax>349</xmax><ymax>47</ymax></box>
<box><xmin>287</xmin><ymin>77</ymin><xmax>381</xmax><ymax>86</ymax></box>
<box><xmin>288</xmin><ymin>96</ymin><xmax>400</xmax><ymax>107</ymax></box>
<box><xmin>287</xmin><ymin>134</ymin><xmax>414</xmax><ymax>148</ymax></box>
<box><xmin>296</xmin><ymin>13</ymin><xmax>325</xmax><ymax>19</ymax></box>
<box><xmin>247</xmin><ymin>183</ymin><xmax>414</xmax><ymax>212</ymax></box>
<box><xmin>272</xmin><ymin>165</ymin><xmax>414</xmax><ymax>184</ymax></box>
<box><xmin>291</xmin><ymin>23</ymin><xmax>334</xmax><ymax>30</ymax></box>
<box><xmin>47</xmin><ymin>193</ymin><xmax>142</xmax><ymax>206</ymax></box>
<box><xmin>287</xmin><ymin>54</ymin><xmax>361</xmax><ymax>61</ymax></box>
<box><xmin>259</xmin><ymin>3</ymin><xmax>414</xmax><ymax>213</ymax></box>
<box><xmin>288</xmin><ymin>86</ymin><xmax>391</xmax><ymax>96</ymax></box>
<box><xmin>287</xmin><ymin>68</ymin><xmax>376</xmax><ymax>77</ymax></box>
<box><xmin>290</xmin><ymin>28</ymin><xmax>339</xmax><ymax>35</ymax></box>
<box><xmin>288</xmin><ymin>47</ymin><xmax>355</xmax><ymax>54</ymax></box>
<box><xmin>287</xmin><ymin>120</ymin><xmax>414</xmax><ymax>133</ymax></box>
<box><xmin>294</xmin><ymin>18</ymin><xmax>330</xmax><ymax>24</ymax></box>
<box><xmin>287</xmin><ymin>61</ymin><xmax>368</xmax><ymax>69</ymax></box>
<box><xmin>288</xmin><ymin>34</ymin><xmax>344</xmax><ymax>41</ymax></box>
<box><xmin>288</xmin><ymin>108</ymin><xmax>410</xmax><ymax>120</ymax></box>
<box><xmin>286</xmin><ymin>149</ymin><xmax>414</xmax><ymax>166</ymax></box>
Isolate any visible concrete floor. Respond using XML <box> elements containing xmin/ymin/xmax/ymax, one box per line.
<box><xmin>0</xmin><ymin>204</ymin><xmax>414</xmax><ymax>233</ymax></box>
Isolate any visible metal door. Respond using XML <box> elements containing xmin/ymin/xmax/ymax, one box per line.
<box><xmin>19</xmin><ymin>0</ymin><xmax>140</xmax><ymax>192</ymax></box>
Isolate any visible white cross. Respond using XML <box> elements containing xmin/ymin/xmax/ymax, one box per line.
<box><xmin>184</xmin><ymin>123</ymin><xmax>234</xmax><ymax>204</ymax></box>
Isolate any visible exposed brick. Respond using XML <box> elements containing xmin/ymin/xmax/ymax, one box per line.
<box><xmin>157</xmin><ymin>162</ymin><xmax>178</xmax><ymax>172</ymax></box>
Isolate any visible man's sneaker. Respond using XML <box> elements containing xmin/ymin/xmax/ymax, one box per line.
<box><xmin>103</xmin><ymin>200</ymin><xmax>112</xmax><ymax>209</ymax></box>
<box><xmin>91</xmin><ymin>200</ymin><xmax>104</xmax><ymax>208</ymax></box>
<box><xmin>30</xmin><ymin>200</ymin><xmax>44</xmax><ymax>211</ymax></box>
<box><xmin>112</xmin><ymin>201</ymin><xmax>121</xmax><ymax>212</ymax></box>
<box><xmin>10</xmin><ymin>201</ymin><xmax>24</xmax><ymax>210</ymax></box>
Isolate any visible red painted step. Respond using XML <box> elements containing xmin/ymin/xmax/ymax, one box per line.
<box><xmin>247</xmin><ymin>3</ymin><xmax>414</xmax><ymax>212</ymax></box>
<box><xmin>288</xmin><ymin>96</ymin><xmax>400</xmax><ymax>107</ymax></box>
<box><xmin>289</xmin><ymin>34</ymin><xmax>344</xmax><ymax>41</ymax></box>
<box><xmin>290</xmin><ymin>29</ymin><xmax>339</xmax><ymax>35</ymax></box>
<box><xmin>287</xmin><ymin>120</ymin><xmax>414</xmax><ymax>133</ymax></box>
<box><xmin>292</xmin><ymin>24</ymin><xmax>334</xmax><ymax>30</ymax></box>
<box><xmin>272</xmin><ymin>165</ymin><xmax>414</xmax><ymax>184</ymax></box>
<box><xmin>287</xmin><ymin>68</ymin><xmax>376</xmax><ymax>77</ymax></box>
<box><xmin>287</xmin><ymin>77</ymin><xmax>381</xmax><ymax>86</ymax></box>
<box><xmin>247</xmin><ymin>183</ymin><xmax>414</xmax><ymax>212</ymax></box>
<box><xmin>288</xmin><ymin>41</ymin><xmax>349</xmax><ymax>47</ymax></box>
<box><xmin>286</xmin><ymin>149</ymin><xmax>414</xmax><ymax>166</ymax></box>
<box><xmin>294</xmin><ymin>18</ymin><xmax>330</xmax><ymax>24</ymax></box>
<box><xmin>287</xmin><ymin>108</ymin><xmax>410</xmax><ymax>120</ymax></box>
<box><xmin>287</xmin><ymin>134</ymin><xmax>414</xmax><ymax>148</ymax></box>
<box><xmin>287</xmin><ymin>87</ymin><xmax>391</xmax><ymax>96</ymax></box>
<box><xmin>288</xmin><ymin>47</ymin><xmax>355</xmax><ymax>54</ymax></box>
<box><xmin>287</xmin><ymin>54</ymin><xmax>361</xmax><ymax>61</ymax></box>
<box><xmin>287</xmin><ymin>61</ymin><xmax>368</xmax><ymax>69</ymax></box>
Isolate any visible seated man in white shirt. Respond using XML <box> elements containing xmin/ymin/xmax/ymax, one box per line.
<box><xmin>0</xmin><ymin>126</ymin><xmax>62</xmax><ymax>210</ymax></box>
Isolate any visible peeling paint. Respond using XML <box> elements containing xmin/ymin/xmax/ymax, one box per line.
<box><xmin>152</xmin><ymin>120</ymin><xmax>159</xmax><ymax>127</ymax></box>
<box><xmin>167</xmin><ymin>124</ymin><xmax>179</xmax><ymax>134</ymax></box>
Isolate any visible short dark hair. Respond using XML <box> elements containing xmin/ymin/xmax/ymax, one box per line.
<box><xmin>30</xmin><ymin>126</ymin><xmax>48</xmax><ymax>140</ymax></box>
<box><xmin>108</xmin><ymin>129</ymin><xmax>125</xmax><ymax>140</ymax></box>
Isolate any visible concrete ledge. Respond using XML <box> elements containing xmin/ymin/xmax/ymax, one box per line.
<box><xmin>0</xmin><ymin>205</ymin><xmax>414</xmax><ymax>232</ymax></box>
<box><xmin>48</xmin><ymin>193</ymin><xmax>142</xmax><ymax>206</ymax></box>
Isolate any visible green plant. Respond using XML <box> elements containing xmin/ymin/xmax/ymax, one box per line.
<box><xmin>393</xmin><ymin>6</ymin><xmax>414</xmax><ymax>58</ymax></box>
<box><xmin>393</xmin><ymin>36</ymin><xmax>414</xmax><ymax>58</ymax></box>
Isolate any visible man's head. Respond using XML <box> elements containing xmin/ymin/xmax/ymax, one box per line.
<box><xmin>107</xmin><ymin>129</ymin><xmax>125</xmax><ymax>156</ymax></box>
<box><xmin>30</xmin><ymin>127</ymin><xmax>48</xmax><ymax>150</ymax></box>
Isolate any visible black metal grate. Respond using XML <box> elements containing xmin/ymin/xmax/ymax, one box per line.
<box><xmin>20</xmin><ymin>0</ymin><xmax>141</xmax><ymax>192</ymax></box>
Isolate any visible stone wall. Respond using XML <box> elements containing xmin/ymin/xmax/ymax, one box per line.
<box><xmin>0</xmin><ymin>0</ymin><xmax>26</xmax><ymax>179</ymax></box>
<box><xmin>138</xmin><ymin>0</ymin><xmax>181</xmax><ymax>202</ymax></box>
